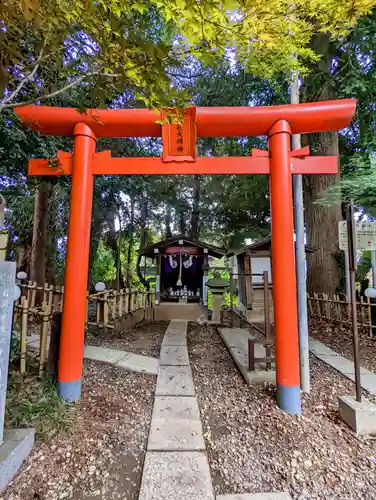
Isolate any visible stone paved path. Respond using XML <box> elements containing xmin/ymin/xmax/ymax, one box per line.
<box><xmin>27</xmin><ymin>334</ymin><xmax>159</xmax><ymax>375</ymax></box>
<box><xmin>219</xmin><ymin>328</ymin><xmax>276</xmax><ymax>386</ymax></box>
<box><xmin>218</xmin><ymin>328</ymin><xmax>376</xmax><ymax>396</ymax></box>
<box><xmin>139</xmin><ymin>319</ymin><xmax>215</xmax><ymax>500</ymax></box>
<box><xmin>84</xmin><ymin>345</ymin><xmax>159</xmax><ymax>375</ymax></box>
<box><xmin>309</xmin><ymin>338</ymin><xmax>376</xmax><ymax>394</ymax></box>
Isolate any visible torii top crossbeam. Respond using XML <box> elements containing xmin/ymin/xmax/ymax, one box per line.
<box><xmin>16</xmin><ymin>99</ymin><xmax>356</xmax><ymax>416</ymax></box>
<box><xmin>17</xmin><ymin>99</ymin><xmax>355</xmax><ymax>137</ymax></box>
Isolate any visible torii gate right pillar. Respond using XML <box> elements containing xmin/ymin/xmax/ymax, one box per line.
<box><xmin>269</xmin><ymin>120</ymin><xmax>300</xmax><ymax>414</ymax></box>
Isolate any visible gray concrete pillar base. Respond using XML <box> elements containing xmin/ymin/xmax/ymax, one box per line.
<box><xmin>339</xmin><ymin>395</ymin><xmax>376</xmax><ymax>435</ymax></box>
<box><xmin>0</xmin><ymin>428</ymin><xmax>35</xmax><ymax>493</ymax></box>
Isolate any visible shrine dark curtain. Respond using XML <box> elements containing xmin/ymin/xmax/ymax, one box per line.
<box><xmin>161</xmin><ymin>254</ymin><xmax>203</xmax><ymax>295</ymax></box>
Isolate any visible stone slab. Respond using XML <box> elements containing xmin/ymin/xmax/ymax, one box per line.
<box><xmin>245</xmin><ymin>370</ymin><xmax>276</xmax><ymax>386</ymax></box>
<box><xmin>84</xmin><ymin>345</ymin><xmax>127</xmax><ymax>364</ymax></box>
<box><xmin>309</xmin><ymin>339</ymin><xmax>339</xmax><ymax>357</ymax></box>
<box><xmin>358</xmin><ymin>374</ymin><xmax>376</xmax><ymax>394</ymax></box>
<box><xmin>340</xmin><ymin>372</ymin><xmax>376</xmax><ymax>394</ymax></box>
<box><xmin>218</xmin><ymin>328</ymin><xmax>276</xmax><ymax>386</ymax></box>
<box><xmin>0</xmin><ymin>428</ymin><xmax>35</xmax><ymax>493</ymax></box>
<box><xmin>316</xmin><ymin>354</ymin><xmax>357</xmax><ymax>376</ymax></box>
<box><xmin>139</xmin><ymin>451</ymin><xmax>214</xmax><ymax>500</ymax></box>
<box><xmin>116</xmin><ymin>352</ymin><xmax>158</xmax><ymax>375</ymax></box>
<box><xmin>216</xmin><ymin>493</ymin><xmax>292</xmax><ymax>500</ymax></box>
<box><xmin>166</xmin><ymin>320</ymin><xmax>188</xmax><ymax>335</ymax></box>
<box><xmin>339</xmin><ymin>395</ymin><xmax>376</xmax><ymax>435</ymax></box>
<box><xmin>156</xmin><ymin>366</ymin><xmax>195</xmax><ymax>396</ymax></box>
<box><xmin>162</xmin><ymin>335</ymin><xmax>188</xmax><ymax>346</ymax></box>
<box><xmin>309</xmin><ymin>339</ymin><xmax>376</xmax><ymax>395</ymax></box>
<box><xmin>159</xmin><ymin>346</ymin><xmax>189</xmax><ymax>366</ymax></box>
<box><xmin>148</xmin><ymin>396</ymin><xmax>204</xmax><ymax>451</ymax></box>
<box><xmin>84</xmin><ymin>346</ymin><xmax>158</xmax><ymax>375</ymax></box>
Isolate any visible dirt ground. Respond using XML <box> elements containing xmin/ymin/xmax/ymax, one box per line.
<box><xmin>309</xmin><ymin>318</ymin><xmax>376</xmax><ymax>373</ymax></box>
<box><xmin>187</xmin><ymin>323</ymin><xmax>376</xmax><ymax>500</ymax></box>
<box><xmin>85</xmin><ymin>321</ymin><xmax>168</xmax><ymax>357</ymax></box>
<box><xmin>2</xmin><ymin>360</ymin><xmax>155</xmax><ymax>500</ymax></box>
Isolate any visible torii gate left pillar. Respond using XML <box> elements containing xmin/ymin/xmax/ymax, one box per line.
<box><xmin>16</xmin><ymin>99</ymin><xmax>356</xmax><ymax>413</ymax></box>
<box><xmin>59</xmin><ymin>123</ymin><xmax>96</xmax><ymax>401</ymax></box>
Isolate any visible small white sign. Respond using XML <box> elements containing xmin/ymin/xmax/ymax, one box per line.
<box><xmin>338</xmin><ymin>221</ymin><xmax>376</xmax><ymax>251</ymax></box>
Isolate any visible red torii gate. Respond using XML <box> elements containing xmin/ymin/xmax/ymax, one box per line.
<box><xmin>16</xmin><ymin>99</ymin><xmax>356</xmax><ymax>414</ymax></box>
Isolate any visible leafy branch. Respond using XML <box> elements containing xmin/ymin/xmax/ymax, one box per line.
<box><xmin>0</xmin><ymin>71</ymin><xmax>121</xmax><ymax>113</ymax></box>
<box><xmin>0</xmin><ymin>43</ymin><xmax>46</xmax><ymax>112</ymax></box>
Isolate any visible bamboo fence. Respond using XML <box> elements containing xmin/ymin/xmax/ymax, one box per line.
<box><xmin>307</xmin><ymin>292</ymin><xmax>376</xmax><ymax>338</ymax></box>
<box><xmin>12</xmin><ymin>280</ymin><xmax>154</xmax><ymax>377</ymax></box>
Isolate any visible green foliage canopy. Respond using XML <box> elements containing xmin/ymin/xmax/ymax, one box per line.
<box><xmin>1</xmin><ymin>0</ymin><xmax>375</xmax><ymax>110</ymax></box>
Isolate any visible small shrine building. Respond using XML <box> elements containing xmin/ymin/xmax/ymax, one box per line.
<box><xmin>138</xmin><ymin>236</ymin><xmax>225</xmax><ymax>319</ymax></box>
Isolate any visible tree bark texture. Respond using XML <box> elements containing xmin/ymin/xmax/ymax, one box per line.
<box><xmin>190</xmin><ymin>174</ymin><xmax>201</xmax><ymax>239</ymax></box>
<box><xmin>139</xmin><ymin>196</ymin><xmax>149</xmax><ymax>249</ymax></box>
<box><xmin>16</xmin><ymin>235</ymin><xmax>32</xmax><ymax>275</ymax></box>
<box><xmin>179</xmin><ymin>211</ymin><xmax>186</xmax><ymax>235</ymax></box>
<box><xmin>125</xmin><ymin>198</ymin><xmax>135</xmax><ymax>288</ymax></box>
<box><xmin>165</xmin><ymin>206</ymin><xmax>172</xmax><ymax>239</ymax></box>
<box><xmin>302</xmin><ymin>33</ymin><xmax>343</xmax><ymax>295</ymax></box>
<box><xmin>105</xmin><ymin>209</ymin><xmax>125</xmax><ymax>291</ymax></box>
<box><xmin>30</xmin><ymin>180</ymin><xmax>53</xmax><ymax>288</ymax></box>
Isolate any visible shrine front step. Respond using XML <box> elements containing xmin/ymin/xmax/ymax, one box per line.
<box><xmin>154</xmin><ymin>303</ymin><xmax>207</xmax><ymax>322</ymax></box>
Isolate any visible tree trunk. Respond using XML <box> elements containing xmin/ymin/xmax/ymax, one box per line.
<box><xmin>125</xmin><ymin>199</ymin><xmax>135</xmax><ymax>288</ymax></box>
<box><xmin>30</xmin><ymin>180</ymin><xmax>53</xmax><ymax>289</ymax></box>
<box><xmin>165</xmin><ymin>206</ymin><xmax>172</xmax><ymax>239</ymax></box>
<box><xmin>190</xmin><ymin>174</ymin><xmax>201</xmax><ymax>239</ymax></box>
<box><xmin>106</xmin><ymin>210</ymin><xmax>125</xmax><ymax>290</ymax></box>
<box><xmin>88</xmin><ymin>211</ymin><xmax>105</xmax><ymax>287</ymax></box>
<box><xmin>16</xmin><ymin>234</ymin><xmax>32</xmax><ymax>276</ymax></box>
<box><xmin>179</xmin><ymin>211</ymin><xmax>186</xmax><ymax>235</ymax></box>
<box><xmin>45</xmin><ymin>238</ymin><xmax>56</xmax><ymax>285</ymax></box>
<box><xmin>139</xmin><ymin>196</ymin><xmax>149</xmax><ymax>249</ymax></box>
<box><xmin>302</xmin><ymin>33</ymin><xmax>343</xmax><ymax>295</ymax></box>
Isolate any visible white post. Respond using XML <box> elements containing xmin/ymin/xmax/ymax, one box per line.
<box><xmin>291</xmin><ymin>75</ymin><xmax>310</xmax><ymax>394</ymax></box>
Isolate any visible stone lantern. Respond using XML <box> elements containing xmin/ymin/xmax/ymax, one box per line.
<box><xmin>206</xmin><ymin>271</ymin><xmax>229</xmax><ymax>323</ymax></box>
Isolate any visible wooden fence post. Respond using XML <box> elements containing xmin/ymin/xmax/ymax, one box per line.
<box><xmin>361</xmin><ymin>296</ymin><xmax>366</xmax><ymax>328</ymax></box>
<box><xmin>47</xmin><ymin>312</ymin><xmax>62</xmax><ymax>378</ymax></box>
<box><xmin>103</xmin><ymin>292</ymin><xmax>109</xmax><ymax>330</ymax></box>
<box><xmin>39</xmin><ymin>305</ymin><xmax>51</xmax><ymax>378</ymax></box>
<box><xmin>96</xmin><ymin>293</ymin><xmax>101</xmax><ymax>324</ymax></box>
<box><xmin>30</xmin><ymin>281</ymin><xmax>37</xmax><ymax>309</ymax></box>
<box><xmin>20</xmin><ymin>297</ymin><xmax>28</xmax><ymax>375</ymax></box>
<box><xmin>27</xmin><ymin>280</ymin><xmax>32</xmax><ymax>305</ymax></box>
<box><xmin>53</xmin><ymin>285</ymin><xmax>61</xmax><ymax>313</ymax></box>
<box><xmin>119</xmin><ymin>290</ymin><xmax>124</xmax><ymax>318</ymax></box>
<box><xmin>263</xmin><ymin>271</ymin><xmax>271</xmax><ymax>340</ymax></box>
<box><xmin>85</xmin><ymin>293</ymin><xmax>89</xmax><ymax>325</ymax></box>
<box><xmin>307</xmin><ymin>293</ymin><xmax>314</xmax><ymax>316</ymax></box>
<box><xmin>314</xmin><ymin>293</ymin><xmax>320</xmax><ymax>318</ymax></box>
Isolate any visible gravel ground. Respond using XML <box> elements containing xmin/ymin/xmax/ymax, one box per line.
<box><xmin>187</xmin><ymin>323</ymin><xmax>376</xmax><ymax>500</ymax></box>
<box><xmin>309</xmin><ymin>318</ymin><xmax>376</xmax><ymax>373</ymax></box>
<box><xmin>85</xmin><ymin>321</ymin><xmax>168</xmax><ymax>357</ymax></box>
<box><xmin>2</xmin><ymin>360</ymin><xmax>155</xmax><ymax>500</ymax></box>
